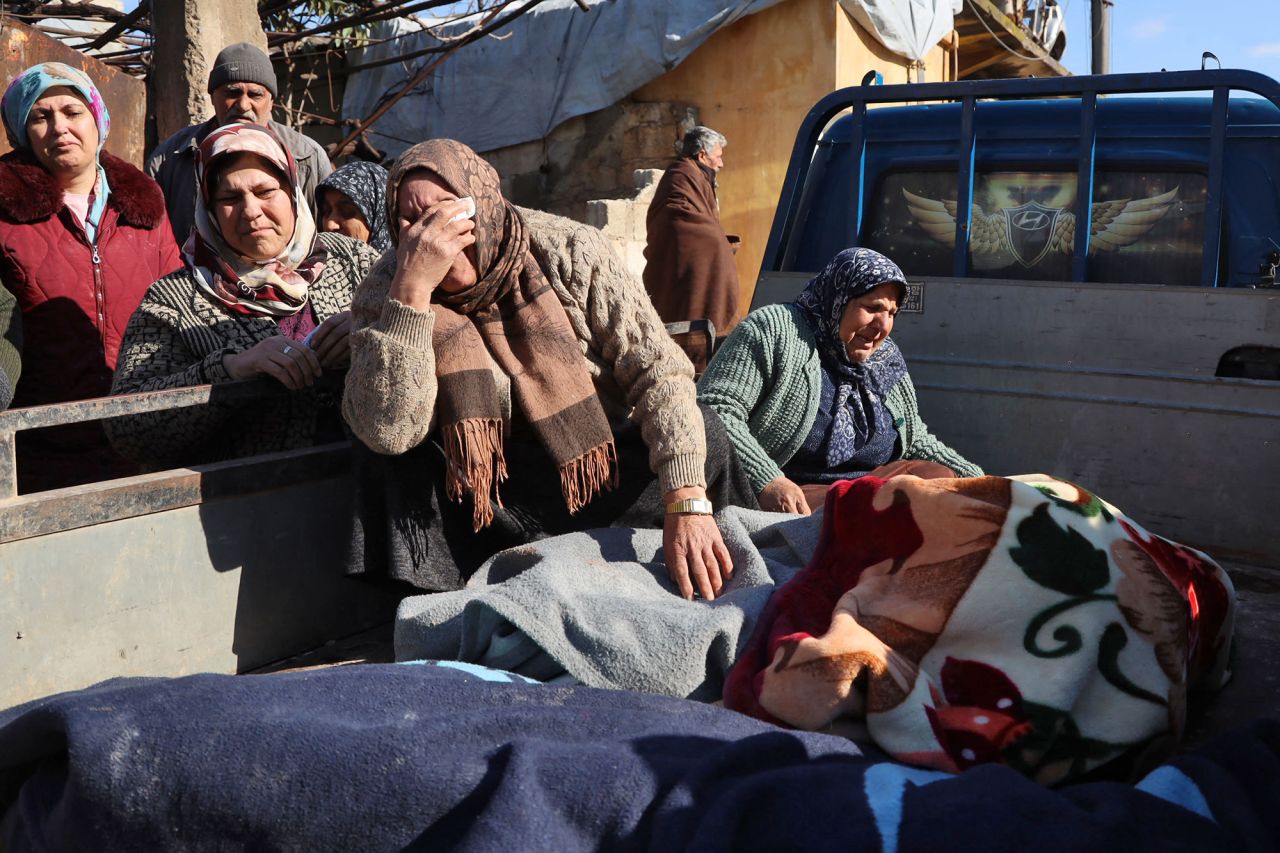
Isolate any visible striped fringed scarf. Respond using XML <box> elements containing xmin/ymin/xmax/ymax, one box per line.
<box><xmin>431</xmin><ymin>269</ymin><xmax>618</xmax><ymax>530</ymax></box>
<box><xmin>390</xmin><ymin>139</ymin><xmax>618</xmax><ymax>531</ymax></box>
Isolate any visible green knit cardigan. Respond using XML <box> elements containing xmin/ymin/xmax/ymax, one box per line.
<box><xmin>697</xmin><ymin>303</ymin><xmax>983</xmax><ymax>494</ymax></box>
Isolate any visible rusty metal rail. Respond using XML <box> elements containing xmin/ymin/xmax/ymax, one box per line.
<box><xmin>0</xmin><ymin>376</ymin><xmax>325</xmax><ymax>500</ymax></box>
<box><xmin>0</xmin><ymin>440</ymin><xmax>352</xmax><ymax>545</ymax></box>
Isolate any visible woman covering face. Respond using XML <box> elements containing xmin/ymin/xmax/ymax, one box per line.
<box><xmin>316</xmin><ymin>160</ymin><xmax>391</xmax><ymax>253</ymax></box>
<box><xmin>379</xmin><ymin>140</ymin><xmax>623</xmax><ymax>529</ymax></box>
<box><xmin>108</xmin><ymin>124</ymin><xmax>381</xmax><ymax>470</ymax></box>
<box><xmin>0</xmin><ymin>62</ymin><xmax>181</xmax><ymax>492</ymax></box>
<box><xmin>698</xmin><ymin>247</ymin><xmax>983</xmax><ymax>516</ymax></box>
<box><xmin>343</xmin><ymin>139</ymin><xmax>760</xmax><ymax>599</ymax></box>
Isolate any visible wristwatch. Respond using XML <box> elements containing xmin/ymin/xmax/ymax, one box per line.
<box><xmin>665</xmin><ymin>497</ymin><xmax>714</xmax><ymax>515</ymax></box>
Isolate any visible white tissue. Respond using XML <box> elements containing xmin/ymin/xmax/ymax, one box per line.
<box><xmin>448</xmin><ymin>196</ymin><xmax>476</xmax><ymax>224</ymax></box>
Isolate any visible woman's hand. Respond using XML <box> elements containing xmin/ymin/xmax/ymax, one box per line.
<box><xmin>223</xmin><ymin>335</ymin><xmax>322</xmax><ymax>391</ymax></box>
<box><xmin>663</xmin><ymin>486</ymin><xmax>734</xmax><ymax>601</ymax></box>
<box><xmin>307</xmin><ymin>310</ymin><xmax>352</xmax><ymax>368</ymax></box>
<box><xmin>390</xmin><ymin>198</ymin><xmax>477</xmax><ymax>309</ymax></box>
<box><xmin>758</xmin><ymin>476</ymin><xmax>811</xmax><ymax>515</ymax></box>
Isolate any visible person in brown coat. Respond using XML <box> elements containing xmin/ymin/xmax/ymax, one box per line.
<box><xmin>642</xmin><ymin>126</ymin><xmax>740</xmax><ymax>338</ymax></box>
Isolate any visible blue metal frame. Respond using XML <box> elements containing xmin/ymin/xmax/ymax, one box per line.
<box><xmin>760</xmin><ymin>70</ymin><xmax>1280</xmax><ymax>286</ymax></box>
<box><xmin>953</xmin><ymin>97</ymin><xmax>977</xmax><ymax>278</ymax></box>
<box><xmin>1071</xmin><ymin>92</ymin><xmax>1097</xmax><ymax>281</ymax></box>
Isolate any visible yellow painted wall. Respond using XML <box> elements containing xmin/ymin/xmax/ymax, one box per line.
<box><xmin>634</xmin><ymin>0</ymin><xmax>954</xmax><ymax>311</ymax></box>
<box><xmin>838</xmin><ymin>9</ymin><xmax>956</xmax><ymax>88</ymax></box>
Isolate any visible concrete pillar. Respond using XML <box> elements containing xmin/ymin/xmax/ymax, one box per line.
<box><xmin>152</xmin><ymin>0</ymin><xmax>268</xmax><ymax>142</ymax></box>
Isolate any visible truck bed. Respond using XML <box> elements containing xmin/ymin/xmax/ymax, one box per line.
<box><xmin>1186</xmin><ymin>560</ymin><xmax>1280</xmax><ymax>747</ymax></box>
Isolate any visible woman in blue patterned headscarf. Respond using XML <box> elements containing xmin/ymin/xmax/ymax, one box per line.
<box><xmin>698</xmin><ymin>247</ymin><xmax>983</xmax><ymax>515</ymax></box>
<box><xmin>315</xmin><ymin>160</ymin><xmax>391</xmax><ymax>253</ymax></box>
<box><xmin>0</xmin><ymin>62</ymin><xmax>181</xmax><ymax>492</ymax></box>
<box><xmin>2</xmin><ymin>62</ymin><xmax>112</xmax><ymax>239</ymax></box>
<box><xmin>791</xmin><ymin>248</ymin><xmax>911</xmax><ymax>479</ymax></box>
<box><xmin>2</xmin><ymin>62</ymin><xmax>111</xmax><ymax>147</ymax></box>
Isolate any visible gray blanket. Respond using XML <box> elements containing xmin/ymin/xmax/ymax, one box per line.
<box><xmin>395</xmin><ymin>507</ymin><xmax>820</xmax><ymax>701</ymax></box>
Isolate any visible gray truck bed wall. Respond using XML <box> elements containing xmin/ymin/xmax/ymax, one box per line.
<box><xmin>753</xmin><ymin>273</ymin><xmax>1280</xmax><ymax>568</ymax></box>
<box><xmin>4</xmin><ymin>273</ymin><xmax>1275</xmax><ymax>709</ymax></box>
<box><xmin>0</xmin><ymin>445</ymin><xmax>400</xmax><ymax>710</ymax></box>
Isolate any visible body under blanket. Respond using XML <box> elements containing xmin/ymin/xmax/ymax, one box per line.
<box><xmin>725</xmin><ymin>474</ymin><xmax>1237</xmax><ymax>785</ymax></box>
<box><xmin>395</xmin><ymin>506</ymin><xmax>821</xmax><ymax>700</ymax></box>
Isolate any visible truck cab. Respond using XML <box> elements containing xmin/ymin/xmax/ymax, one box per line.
<box><xmin>783</xmin><ymin>96</ymin><xmax>1280</xmax><ymax>292</ymax></box>
<box><xmin>753</xmin><ymin>69</ymin><xmax>1280</xmax><ymax>574</ymax></box>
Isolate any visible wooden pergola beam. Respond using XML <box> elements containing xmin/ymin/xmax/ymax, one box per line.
<box><xmin>82</xmin><ymin>0</ymin><xmax>150</xmax><ymax>51</ymax></box>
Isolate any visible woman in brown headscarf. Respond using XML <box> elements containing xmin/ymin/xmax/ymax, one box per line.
<box><xmin>343</xmin><ymin>139</ymin><xmax>757</xmax><ymax>598</ymax></box>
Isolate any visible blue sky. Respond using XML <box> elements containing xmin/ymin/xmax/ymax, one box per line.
<box><xmin>1055</xmin><ymin>0</ymin><xmax>1280</xmax><ymax>81</ymax></box>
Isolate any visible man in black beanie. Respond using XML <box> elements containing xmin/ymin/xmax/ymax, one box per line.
<box><xmin>146</xmin><ymin>42</ymin><xmax>332</xmax><ymax>245</ymax></box>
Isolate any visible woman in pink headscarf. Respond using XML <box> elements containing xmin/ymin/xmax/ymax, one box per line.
<box><xmin>109</xmin><ymin>123</ymin><xmax>379</xmax><ymax>468</ymax></box>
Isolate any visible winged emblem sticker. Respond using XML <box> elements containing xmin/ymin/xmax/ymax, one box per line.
<box><xmin>902</xmin><ymin>186</ymin><xmax>1180</xmax><ymax>270</ymax></box>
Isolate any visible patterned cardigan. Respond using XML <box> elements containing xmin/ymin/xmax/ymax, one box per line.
<box><xmin>107</xmin><ymin>232</ymin><xmax>381</xmax><ymax>468</ymax></box>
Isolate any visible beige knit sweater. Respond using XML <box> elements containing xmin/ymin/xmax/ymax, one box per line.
<box><xmin>343</xmin><ymin>206</ymin><xmax>707</xmax><ymax>494</ymax></box>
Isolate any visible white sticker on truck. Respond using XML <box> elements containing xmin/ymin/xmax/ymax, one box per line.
<box><xmin>900</xmin><ymin>282</ymin><xmax>924</xmax><ymax>314</ymax></box>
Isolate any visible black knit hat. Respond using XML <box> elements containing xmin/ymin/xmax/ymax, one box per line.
<box><xmin>207</xmin><ymin>42</ymin><xmax>277</xmax><ymax>97</ymax></box>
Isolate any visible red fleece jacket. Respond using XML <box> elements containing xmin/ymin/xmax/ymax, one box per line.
<box><xmin>0</xmin><ymin>150</ymin><xmax>182</xmax><ymax>492</ymax></box>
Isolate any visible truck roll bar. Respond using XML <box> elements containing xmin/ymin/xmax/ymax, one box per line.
<box><xmin>760</xmin><ymin>69</ymin><xmax>1280</xmax><ymax>287</ymax></box>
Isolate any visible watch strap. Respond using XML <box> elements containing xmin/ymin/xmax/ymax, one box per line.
<box><xmin>665</xmin><ymin>497</ymin><xmax>714</xmax><ymax>515</ymax></box>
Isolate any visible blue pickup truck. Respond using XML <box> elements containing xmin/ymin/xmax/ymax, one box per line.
<box><xmin>752</xmin><ymin>69</ymin><xmax>1280</xmax><ymax>574</ymax></box>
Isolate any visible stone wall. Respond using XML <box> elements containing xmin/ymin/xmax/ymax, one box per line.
<box><xmin>584</xmin><ymin>169</ymin><xmax>663</xmax><ymax>280</ymax></box>
<box><xmin>482</xmin><ymin>99</ymin><xmax>697</xmax><ymax>225</ymax></box>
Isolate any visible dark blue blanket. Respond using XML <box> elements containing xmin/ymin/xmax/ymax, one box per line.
<box><xmin>1</xmin><ymin>663</ymin><xmax>1277</xmax><ymax>852</ymax></box>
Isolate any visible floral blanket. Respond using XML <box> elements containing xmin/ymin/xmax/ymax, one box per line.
<box><xmin>723</xmin><ymin>474</ymin><xmax>1236</xmax><ymax>785</ymax></box>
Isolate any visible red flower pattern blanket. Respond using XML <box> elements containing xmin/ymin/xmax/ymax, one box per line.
<box><xmin>723</xmin><ymin>474</ymin><xmax>1236</xmax><ymax>785</ymax></box>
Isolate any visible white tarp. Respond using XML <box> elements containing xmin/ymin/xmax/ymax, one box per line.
<box><xmin>342</xmin><ymin>0</ymin><xmax>786</xmax><ymax>158</ymax></box>
<box><xmin>837</xmin><ymin>0</ymin><xmax>962</xmax><ymax>62</ymax></box>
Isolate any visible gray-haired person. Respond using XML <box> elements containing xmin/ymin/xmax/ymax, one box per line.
<box><xmin>146</xmin><ymin>42</ymin><xmax>332</xmax><ymax>245</ymax></box>
<box><xmin>679</xmin><ymin>125</ymin><xmax>727</xmax><ymax>171</ymax></box>
<box><xmin>643</xmin><ymin>125</ymin><xmax>740</xmax><ymax>342</ymax></box>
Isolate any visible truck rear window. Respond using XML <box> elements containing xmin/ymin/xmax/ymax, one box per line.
<box><xmin>864</xmin><ymin>170</ymin><xmax>1208</xmax><ymax>286</ymax></box>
